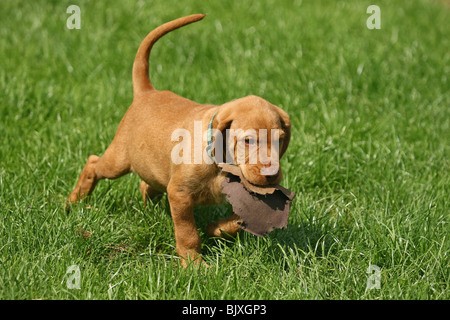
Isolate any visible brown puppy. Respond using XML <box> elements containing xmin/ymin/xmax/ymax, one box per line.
<box><xmin>67</xmin><ymin>14</ymin><xmax>291</xmax><ymax>267</ymax></box>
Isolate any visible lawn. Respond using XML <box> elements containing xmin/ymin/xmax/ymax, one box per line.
<box><xmin>0</xmin><ymin>0</ymin><xmax>448</xmax><ymax>300</ymax></box>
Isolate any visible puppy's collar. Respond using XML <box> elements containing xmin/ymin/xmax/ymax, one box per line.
<box><xmin>206</xmin><ymin>110</ymin><xmax>218</xmax><ymax>162</ymax></box>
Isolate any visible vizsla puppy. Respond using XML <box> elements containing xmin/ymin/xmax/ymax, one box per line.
<box><xmin>67</xmin><ymin>14</ymin><xmax>291</xmax><ymax>267</ymax></box>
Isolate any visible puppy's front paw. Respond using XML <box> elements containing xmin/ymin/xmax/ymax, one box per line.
<box><xmin>181</xmin><ymin>257</ymin><xmax>210</xmax><ymax>269</ymax></box>
<box><xmin>207</xmin><ymin>214</ymin><xmax>243</xmax><ymax>239</ymax></box>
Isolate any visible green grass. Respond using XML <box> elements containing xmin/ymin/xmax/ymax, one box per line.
<box><xmin>0</xmin><ymin>0</ymin><xmax>448</xmax><ymax>299</ymax></box>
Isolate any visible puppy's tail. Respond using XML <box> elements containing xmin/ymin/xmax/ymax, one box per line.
<box><xmin>132</xmin><ymin>13</ymin><xmax>206</xmax><ymax>97</ymax></box>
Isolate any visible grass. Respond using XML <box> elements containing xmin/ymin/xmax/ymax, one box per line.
<box><xmin>0</xmin><ymin>0</ymin><xmax>448</xmax><ymax>300</ymax></box>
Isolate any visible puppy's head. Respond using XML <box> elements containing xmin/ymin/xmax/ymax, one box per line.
<box><xmin>213</xmin><ymin>95</ymin><xmax>291</xmax><ymax>186</ymax></box>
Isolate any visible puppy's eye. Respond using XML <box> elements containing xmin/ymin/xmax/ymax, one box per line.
<box><xmin>244</xmin><ymin>138</ymin><xmax>256</xmax><ymax>145</ymax></box>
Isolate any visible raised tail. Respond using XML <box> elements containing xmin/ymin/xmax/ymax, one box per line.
<box><xmin>132</xmin><ymin>13</ymin><xmax>206</xmax><ymax>96</ymax></box>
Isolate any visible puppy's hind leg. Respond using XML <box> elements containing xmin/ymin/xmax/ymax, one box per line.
<box><xmin>66</xmin><ymin>144</ymin><xmax>130</xmax><ymax>210</ymax></box>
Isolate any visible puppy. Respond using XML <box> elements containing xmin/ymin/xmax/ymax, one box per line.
<box><xmin>67</xmin><ymin>14</ymin><xmax>291</xmax><ymax>267</ymax></box>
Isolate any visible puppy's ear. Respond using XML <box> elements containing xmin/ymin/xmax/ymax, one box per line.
<box><xmin>213</xmin><ymin>104</ymin><xmax>234</xmax><ymax>133</ymax></box>
<box><xmin>275</xmin><ymin>106</ymin><xmax>291</xmax><ymax>158</ymax></box>
<box><xmin>212</xmin><ymin>104</ymin><xmax>235</xmax><ymax>163</ymax></box>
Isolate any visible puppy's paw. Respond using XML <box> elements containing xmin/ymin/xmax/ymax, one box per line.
<box><xmin>207</xmin><ymin>215</ymin><xmax>243</xmax><ymax>239</ymax></box>
<box><xmin>181</xmin><ymin>257</ymin><xmax>210</xmax><ymax>269</ymax></box>
<box><xmin>206</xmin><ymin>222</ymin><xmax>222</xmax><ymax>238</ymax></box>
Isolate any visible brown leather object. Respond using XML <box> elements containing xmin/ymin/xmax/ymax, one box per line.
<box><xmin>220</xmin><ymin>164</ymin><xmax>295</xmax><ymax>237</ymax></box>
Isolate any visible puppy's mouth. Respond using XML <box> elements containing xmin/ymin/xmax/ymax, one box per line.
<box><xmin>240</xmin><ymin>164</ymin><xmax>282</xmax><ymax>186</ymax></box>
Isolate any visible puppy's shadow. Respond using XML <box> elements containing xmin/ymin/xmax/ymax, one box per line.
<box><xmin>196</xmin><ymin>205</ymin><xmax>335</xmax><ymax>261</ymax></box>
<box><xmin>143</xmin><ymin>196</ymin><xmax>338</xmax><ymax>265</ymax></box>
<box><xmin>194</xmin><ymin>202</ymin><xmax>232</xmax><ymax>233</ymax></box>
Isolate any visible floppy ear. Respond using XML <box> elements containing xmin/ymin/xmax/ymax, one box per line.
<box><xmin>275</xmin><ymin>106</ymin><xmax>291</xmax><ymax>158</ymax></box>
<box><xmin>212</xmin><ymin>104</ymin><xmax>236</xmax><ymax>163</ymax></box>
<box><xmin>213</xmin><ymin>103</ymin><xmax>235</xmax><ymax>133</ymax></box>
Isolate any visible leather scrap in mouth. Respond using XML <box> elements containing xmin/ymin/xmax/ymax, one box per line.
<box><xmin>219</xmin><ymin>164</ymin><xmax>295</xmax><ymax>237</ymax></box>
